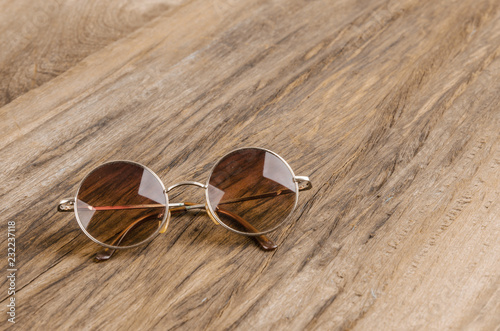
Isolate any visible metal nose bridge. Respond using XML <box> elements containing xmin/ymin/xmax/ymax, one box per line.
<box><xmin>166</xmin><ymin>181</ymin><xmax>207</xmax><ymax>193</ymax></box>
<box><xmin>164</xmin><ymin>181</ymin><xmax>212</xmax><ymax>221</ymax></box>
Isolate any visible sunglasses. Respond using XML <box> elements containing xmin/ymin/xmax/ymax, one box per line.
<box><xmin>57</xmin><ymin>147</ymin><xmax>312</xmax><ymax>261</ymax></box>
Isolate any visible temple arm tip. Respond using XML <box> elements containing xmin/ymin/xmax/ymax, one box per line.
<box><xmin>94</xmin><ymin>248</ymin><xmax>115</xmax><ymax>262</ymax></box>
<box><xmin>255</xmin><ymin>236</ymin><xmax>278</xmax><ymax>251</ymax></box>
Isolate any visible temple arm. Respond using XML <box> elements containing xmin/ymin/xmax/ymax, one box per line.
<box><xmin>59</xmin><ymin>178</ymin><xmax>312</xmax><ymax>261</ymax></box>
<box><xmin>94</xmin><ymin>213</ymin><xmax>162</xmax><ymax>262</ymax></box>
<box><xmin>216</xmin><ymin>207</ymin><xmax>277</xmax><ymax>250</ymax></box>
<box><xmin>94</xmin><ymin>203</ymin><xmax>277</xmax><ymax>262</ymax></box>
<box><xmin>58</xmin><ymin>179</ymin><xmax>312</xmax><ymax>213</ymax></box>
<box><xmin>170</xmin><ymin>203</ymin><xmax>277</xmax><ymax>250</ymax></box>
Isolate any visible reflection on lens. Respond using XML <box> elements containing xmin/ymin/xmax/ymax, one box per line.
<box><xmin>76</xmin><ymin>161</ymin><xmax>167</xmax><ymax>247</ymax></box>
<box><xmin>207</xmin><ymin>148</ymin><xmax>297</xmax><ymax>234</ymax></box>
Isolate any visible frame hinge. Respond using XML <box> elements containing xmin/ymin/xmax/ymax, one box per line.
<box><xmin>58</xmin><ymin>198</ymin><xmax>75</xmax><ymax>212</ymax></box>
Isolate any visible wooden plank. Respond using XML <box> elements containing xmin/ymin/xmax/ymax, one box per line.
<box><xmin>0</xmin><ymin>0</ymin><xmax>192</xmax><ymax>107</ymax></box>
<box><xmin>0</xmin><ymin>0</ymin><xmax>499</xmax><ymax>329</ymax></box>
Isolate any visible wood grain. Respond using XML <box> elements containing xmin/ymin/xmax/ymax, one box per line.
<box><xmin>1</xmin><ymin>0</ymin><xmax>499</xmax><ymax>329</ymax></box>
<box><xmin>0</xmin><ymin>0</ymin><xmax>191</xmax><ymax>107</ymax></box>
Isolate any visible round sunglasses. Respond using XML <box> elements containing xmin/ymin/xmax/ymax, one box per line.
<box><xmin>57</xmin><ymin>147</ymin><xmax>312</xmax><ymax>261</ymax></box>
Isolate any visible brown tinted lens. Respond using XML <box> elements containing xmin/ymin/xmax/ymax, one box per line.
<box><xmin>207</xmin><ymin>148</ymin><xmax>297</xmax><ymax>234</ymax></box>
<box><xmin>76</xmin><ymin>162</ymin><xmax>167</xmax><ymax>247</ymax></box>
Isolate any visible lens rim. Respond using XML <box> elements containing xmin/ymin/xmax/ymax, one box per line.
<box><xmin>204</xmin><ymin>147</ymin><xmax>299</xmax><ymax>236</ymax></box>
<box><xmin>74</xmin><ymin>160</ymin><xmax>170</xmax><ymax>250</ymax></box>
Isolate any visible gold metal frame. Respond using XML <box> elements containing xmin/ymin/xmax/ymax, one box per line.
<box><xmin>58</xmin><ymin>147</ymin><xmax>311</xmax><ymax>250</ymax></box>
<box><xmin>205</xmin><ymin>147</ymin><xmax>302</xmax><ymax>236</ymax></box>
<box><xmin>60</xmin><ymin>160</ymin><xmax>171</xmax><ymax>250</ymax></box>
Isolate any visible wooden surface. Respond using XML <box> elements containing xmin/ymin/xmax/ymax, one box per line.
<box><xmin>1</xmin><ymin>0</ymin><xmax>499</xmax><ymax>329</ymax></box>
